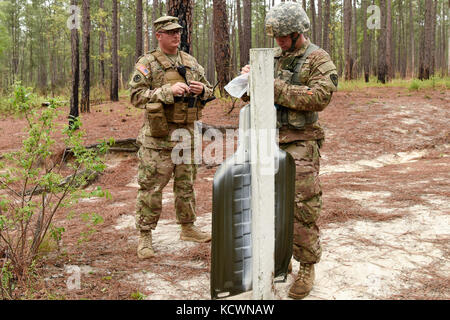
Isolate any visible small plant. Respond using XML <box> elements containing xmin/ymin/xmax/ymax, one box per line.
<box><xmin>408</xmin><ymin>79</ymin><xmax>421</xmax><ymax>91</ymax></box>
<box><xmin>0</xmin><ymin>84</ymin><xmax>112</xmax><ymax>299</ymax></box>
<box><xmin>130</xmin><ymin>291</ymin><xmax>146</xmax><ymax>300</ymax></box>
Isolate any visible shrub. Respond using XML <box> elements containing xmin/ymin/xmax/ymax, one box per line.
<box><xmin>0</xmin><ymin>84</ymin><xmax>111</xmax><ymax>299</ymax></box>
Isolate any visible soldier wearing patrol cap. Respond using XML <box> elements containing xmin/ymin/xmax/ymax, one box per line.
<box><xmin>129</xmin><ymin>16</ymin><xmax>214</xmax><ymax>259</ymax></box>
<box><xmin>241</xmin><ymin>2</ymin><xmax>338</xmax><ymax>299</ymax></box>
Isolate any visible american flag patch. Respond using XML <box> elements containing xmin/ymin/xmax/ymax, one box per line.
<box><xmin>136</xmin><ymin>64</ymin><xmax>150</xmax><ymax>77</ymax></box>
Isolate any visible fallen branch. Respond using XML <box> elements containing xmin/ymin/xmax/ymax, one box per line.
<box><xmin>23</xmin><ymin>168</ymin><xmax>99</xmax><ymax>197</ymax></box>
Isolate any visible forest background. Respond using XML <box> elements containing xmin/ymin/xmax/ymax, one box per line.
<box><xmin>0</xmin><ymin>0</ymin><xmax>448</xmax><ymax>115</ymax></box>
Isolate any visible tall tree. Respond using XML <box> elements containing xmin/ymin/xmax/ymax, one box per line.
<box><xmin>152</xmin><ymin>0</ymin><xmax>159</xmax><ymax>49</ymax></box>
<box><xmin>362</xmin><ymin>0</ymin><xmax>370</xmax><ymax>82</ymax></box>
<box><xmin>242</xmin><ymin>0</ymin><xmax>251</xmax><ymax>67</ymax></box>
<box><xmin>408</xmin><ymin>0</ymin><xmax>415</xmax><ymax>77</ymax></box>
<box><xmin>80</xmin><ymin>0</ymin><xmax>91</xmax><ymax>113</ymax></box>
<box><xmin>136</xmin><ymin>0</ymin><xmax>143</xmax><ymax>61</ymax></box>
<box><xmin>99</xmin><ymin>0</ymin><xmax>106</xmax><ymax>87</ymax></box>
<box><xmin>310</xmin><ymin>0</ymin><xmax>317</xmax><ymax>44</ymax></box>
<box><xmin>69</xmin><ymin>0</ymin><xmax>80</xmax><ymax>126</ymax></box>
<box><xmin>317</xmin><ymin>0</ymin><xmax>323</xmax><ymax>47</ymax></box>
<box><xmin>343</xmin><ymin>0</ymin><xmax>353</xmax><ymax>80</ymax></box>
<box><xmin>322</xmin><ymin>0</ymin><xmax>330</xmax><ymax>53</ymax></box>
<box><xmin>386</xmin><ymin>0</ymin><xmax>392</xmax><ymax>81</ymax></box>
<box><xmin>378</xmin><ymin>0</ymin><xmax>387</xmax><ymax>83</ymax></box>
<box><xmin>213</xmin><ymin>0</ymin><xmax>231</xmax><ymax>95</ymax></box>
<box><xmin>143</xmin><ymin>0</ymin><xmax>150</xmax><ymax>52</ymax></box>
<box><xmin>111</xmin><ymin>0</ymin><xmax>119</xmax><ymax>101</ymax></box>
<box><xmin>236</xmin><ymin>0</ymin><xmax>245</xmax><ymax>68</ymax></box>
<box><xmin>420</xmin><ymin>0</ymin><xmax>433</xmax><ymax>79</ymax></box>
<box><xmin>167</xmin><ymin>0</ymin><xmax>193</xmax><ymax>53</ymax></box>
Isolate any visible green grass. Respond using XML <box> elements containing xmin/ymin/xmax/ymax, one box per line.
<box><xmin>337</xmin><ymin>76</ymin><xmax>450</xmax><ymax>92</ymax></box>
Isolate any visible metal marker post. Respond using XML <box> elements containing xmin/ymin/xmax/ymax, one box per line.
<box><xmin>249</xmin><ymin>48</ymin><xmax>275</xmax><ymax>300</ymax></box>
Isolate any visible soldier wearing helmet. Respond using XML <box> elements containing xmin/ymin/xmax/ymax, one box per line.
<box><xmin>241</xmin><ymin>2</ymin><xmax>338</xmax><ymax>299</ymax></box>
<box><xmin>129</xmin><ymin>16</ymin><xmax>214</xmax><ymax>260</ymax></box>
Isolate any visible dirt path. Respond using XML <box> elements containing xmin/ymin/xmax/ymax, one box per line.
<box><xmin>0</xmin><ymin>87</ymin><xmax>448</xmax><ymax>299</ymax></box>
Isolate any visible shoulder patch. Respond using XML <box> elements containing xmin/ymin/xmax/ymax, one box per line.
<box><xmin>136</xmin><ymin>64</ymin><xmax>150</xmax><ymax>77</ymax></box>
<box><xmin>330</xmin><ymin>74</ymin><xmax>338</xmax><ymax>87</ymax></box>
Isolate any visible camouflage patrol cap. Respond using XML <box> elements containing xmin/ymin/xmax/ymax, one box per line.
<box><xmin>265</xmin><ymin>2</ymin><xmax>310</xmax><ymax>37</ymax></box>
<box><xmin>153</xmin><ymin>16</ymin><xmax>183</xmax><ymax>33</ymax></box>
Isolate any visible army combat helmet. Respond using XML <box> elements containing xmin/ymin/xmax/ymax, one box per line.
<box><xmin>265</xmin><ymin>2</ymin><xmax>310</xmax><ymax>37</ymax></box>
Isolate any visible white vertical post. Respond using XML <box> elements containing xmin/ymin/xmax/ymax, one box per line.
<box><xmin>249</xmin><ymin>48</ymin><xmax>275</xmax><ymax>300</ymax></box>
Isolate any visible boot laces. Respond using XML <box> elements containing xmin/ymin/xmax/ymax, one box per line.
<box><xmin>298</xmin><ymin>264</ymin><xmax>312</xmax><ymax>281</ymax></box>
<box><xmin>141</xmin><ymin>231</ymin><xmax>152</xmax><ymax>248</ymax></box>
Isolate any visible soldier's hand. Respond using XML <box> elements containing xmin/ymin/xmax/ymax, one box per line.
<box><xmin>189</xmin><ymin>81</ymin><xmax>204</xmax><ymax>95</ymax></box>
<box><xmin>171</xmin><ymin>82</ymin><xmax>190</xmax><ymax>96</ymax></box>
<box><xmin>241</xmin><ymin>65</ymin><xmax>250</xmax><ymax>74</ymax></box>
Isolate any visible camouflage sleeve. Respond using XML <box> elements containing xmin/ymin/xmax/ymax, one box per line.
<box><xmin>274</xmin><ymin>51</ymin><xmax>338</xmax><ymax>112</ymax></box>
<box><xmin>129</xmin><ymin>57</ymin><xmax>174</xmax><ymax>109</ymax></box>
<box><xmin>195</xmin><ymin>63</ymin><xmax>214</xmax><ymax>102</ymax></box>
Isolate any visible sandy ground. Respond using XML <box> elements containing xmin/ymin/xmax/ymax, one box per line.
<box><xmin>0</xmin><ymin>86</ymin><xmax>449</xmax><ymax>300</ymax></box>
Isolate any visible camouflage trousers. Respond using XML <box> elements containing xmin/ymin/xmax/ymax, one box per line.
<box><xmin>280</xmin><ymin>139</ymin><xmax>323</xmax><ymax>264</ymax></box>
<box><xmin>135</xmin><ymin>146</ymin><xmax>197</xmax><ymax>231</ymax></box>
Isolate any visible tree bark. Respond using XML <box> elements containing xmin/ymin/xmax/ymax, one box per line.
<box><xmin>80</xmin><ymin>0</ymin><xmax>91</xmax><ymax>113</ymax></box>
<box><xmin>135</xmin><ymin>0</ymin><xmax>143</xmax><ymax>62</ymax></box>
<box><xmin>213</xmin><ymin>0</ymin><xmax>231</xmax><ymax>95</ymax></box>
<box><xmin>317</xmin><ymin>0</ymin><xmax>323</xmax><ymax>47</ymax></box>
<box><xmin>408</xmin><ymin>0</ymin><xmax>415</xmax><ymax>77</ymax></box>
<box><xmin>362</xmin><ymin>0</ymin><xmax>370</xmax><ymax>82</ymax></box>
<box><xmin>310</xmin><ymin>0</ymin><xmax>316</xmax><ymax>43</ymax></box>
<box><xmin>111</xmin><ymin>0</ymin><xmax>119</xmax><ymax>101</ymax></box>
<box><xmin>377</xmin><ymin>0</ymin><xmax>387</xmax><ymax>83</ymax></box>
<box><xmin>167</xmin><ymin>0</ymin><xmax>194</xmax><ymax>54</ymax></box>
<box><xmin>143</xmin><ymin>0</ymin><xmax>150</xmax><ymax>52</ymax></box>
<box><xmin>322</xmin><ymin>0</ymin><xmax>330</xmax><ymax>53</ymax></box>
<box><xmin>69</xmin><ymin>0</ymin><xmax>80</xmax><ymax>127</ymax></box>
<box><xmin>386</xmin><ymin>0</ymin><xmax>392</xmax><ymax>81</ymax></box>
<box><xmin>99</xmin><ymin>0</ymin><xmax>105</xmax><ymax>88</ymax></box>
<box><xmin>152</xmin><ymin>0</ymin><xmax>159</xmax><ymax>50</ymax></box>
<box><xmin>242</xmin><ymin>0</ymin><xmax>251</xmax><ymax>67</ymax></box>
<box><xmin>343</xmin><ymin>0</ymin><xmax>353</xmax><ymax>80</ymax></box>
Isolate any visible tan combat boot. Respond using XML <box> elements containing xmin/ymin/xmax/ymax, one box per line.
<box><xmin>288</xmin><ymin>263</ymin><xmax>315</xmax><ymax>299</ymax></box>
<box><xmin>137</xmin><ymin>230</ymin><xmax>155</xmax><ymax>259</ymax></box>
<box><xmin>180</xmin><ymin>223</ymin><xmax>211</xmax><ymax>243</ymax></box>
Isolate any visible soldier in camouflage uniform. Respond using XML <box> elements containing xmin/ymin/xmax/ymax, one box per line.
<box><xmin>241</xmin><ymin>2</ymin><xmax>338</xmax><ymax>299</ymax></box>
<box><xmin>129</xmin><ymin>16</ymin><xmax>214</xmax><ymax>259</ymax></box>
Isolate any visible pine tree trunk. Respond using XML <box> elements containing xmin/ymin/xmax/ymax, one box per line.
<box><xmin>69</xmin><ymin>0</ymin><xmax>80</xmax><ymax>127</ymax></box>
<box><xmin>362</xmin><ymin>0</ymin><xmax>370</xmax><ymax>82</ymax></box>
<box><xmin>207</xmin><ymin>11</ymin><xmax>215</xmax><ymax>84</ymax></box>
<box><xmin>111</xmin><ymin>0</ymin><xmax>119</xmax><ymax>101</ymax></box>
<box><xmin>408</xmin><ymin>0</ymin><xmax>415</xmax><ymax>77</ymax></box>
<box><xmin>80</xmin><ymin>0</ymin><xmax>91</xmax><ymax>113</ymax></box>
<box><xmin>310</xmin><ymin>0</ymin><xmax>316</xmax><ymax>43</ymax></box>
<box><xmin>213</xmin><ymin>0</ymin><xmax>231</xmax><ymax>95</ymax></box>
<box><xmin>236</xmin><ymin>0</ymin><xmax>245</xmax><ymax>68</ymax></box>
<box><xmin>152</xmin><ymin>0</ymin><xmax>159</xmax><ymax>50</ymax></box>
<box><xmin>343</xmin><ymin>0</ymin><xmax>353</xmax><ymax>80</ymax></box>
<box><xmin>167</xmin><ymin>0</ymin><xmax>193</xmax><ymax>54</ymax></box>
<box><xmin>242</xmin><ymin>0</ymin><xmax>251</xmax><ymax>67</ymax></box>
<box><xmin>386</xmin><ymin>0</ymin><xmax>392</xmax><ymax>81</ymax></box>
<box><xmin>422</xmin><ymin>0</ymin><xmax>433</xmax><ymax>79</ymax></box>
<box><xmin>323</xmin><ymin>0</ymin><xmax>330</xmax><ymax>53</ymax></box>
<box><xmin>136</xmin><ymin>0</ymin><xmax>143</xmax><ymax>61</ymax></box>
<box><xmin>317</xmin><ymin>0</ymin><xmax>323</xmax><ymax>47</ymax></box>
<box><xmin>143</xmin><ymin>0</ymin><xmax>150</xmax><ymax>52</ymax></box>
<box><xmin>99</xmin><ymin>0</ymin><xmax>105</xmax><ymax>88</ymax></box>
<box><xmin>377</xmin><ymin>0</ymin><xmax>387</xmax><ymax>83</ymax></box>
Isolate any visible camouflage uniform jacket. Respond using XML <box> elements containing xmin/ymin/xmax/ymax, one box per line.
<box><xmin>129</xmin><ymin>48</ymin><xmax>214</xmax><ymax>149</ymax></box>
<box><xmin>274</xmin><ymin>38</ymin><xmax>338</xmax><ymax>143</ymax></box>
